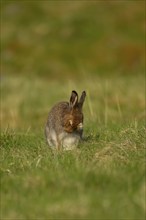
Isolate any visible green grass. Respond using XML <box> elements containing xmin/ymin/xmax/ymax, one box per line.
<box><xmin>1</xmin><ymin>123</ymin><xmax>145</xmax><ymax>219</ymax></box>
<box><xmin>0</xmin><ymin>1</ymin><xmax>145</xmax><ymax>219</ymax></box>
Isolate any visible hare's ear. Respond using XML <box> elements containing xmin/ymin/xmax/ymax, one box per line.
<box><xmin>79</xmin><ymin>91</ymin><xmax>86</xmax><ymax>108</ymax></box>
<box><xmin>70</xmin><ymin>90</ymin><xmax>78</xmax><ymax>108</ymax></box>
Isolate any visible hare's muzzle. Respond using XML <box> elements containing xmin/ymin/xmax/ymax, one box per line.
<box><xmin>77</xmin><ymin>123</ymin><xmax>83</xmax><ymax>130</ymax></box>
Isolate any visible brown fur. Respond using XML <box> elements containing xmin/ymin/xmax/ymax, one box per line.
<box><xmin>45</xmin><ymin>90</ymin><xmax>86</xmax><ymax>149</ymax></box>
<box><xmin>63</xmin><ymin>108</ymin><xmax>83</xmax><ymax>133</ymax></box>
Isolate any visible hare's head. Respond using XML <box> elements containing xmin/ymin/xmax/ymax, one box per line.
<box><xmin>63</xmin><ymin>90</ymin><xmax>86</xmax><ymax>133</ymax></box>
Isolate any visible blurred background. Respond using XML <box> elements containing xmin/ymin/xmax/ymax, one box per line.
<box><xmin>1</xmin><ymin>0</ymin><xmax>145</xmax><ymax>131</ymax></box>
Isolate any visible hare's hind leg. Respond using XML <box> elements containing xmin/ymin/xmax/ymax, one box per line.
<box><xmin>45</xmin><ymin>126</ymin><xmax>58</xmax><ymax>149</ymax></box>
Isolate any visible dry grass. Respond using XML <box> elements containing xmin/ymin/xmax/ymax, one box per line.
<box><xmin>1</xmin><ymin>74</ymin><xmax>145</xmax><ymax>131</ymax></box>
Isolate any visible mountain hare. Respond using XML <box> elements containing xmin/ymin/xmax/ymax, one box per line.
<box><xmin>45</xmin><ymin>90</ymin><xmax>86</xmax><ymax>150</ymax></box>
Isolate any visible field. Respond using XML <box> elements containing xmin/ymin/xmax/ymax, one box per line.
<box><xmin>0</xmin><ymin>1</ymin><xmax>145</xmax><ymax>219</ymax></box>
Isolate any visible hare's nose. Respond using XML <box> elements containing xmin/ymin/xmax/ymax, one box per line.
<box><xmin>77</xmin><ymin>123</ymin><xmax>83</xmax><ymax>130</ymax></box>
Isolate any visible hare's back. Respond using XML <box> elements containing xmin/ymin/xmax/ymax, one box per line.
<box><xmin>47</xmin><ymin>101</ymin><xmax>69</xmax><ymax>127</ymax></box>
<box><xmin>49</xmin><ymin>101</ymin><xmax>69</xmax><ymax>117</ymax></box>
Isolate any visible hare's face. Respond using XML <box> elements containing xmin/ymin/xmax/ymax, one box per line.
<box><xmin>63</xmin><ymin>110</ymin><xmax>83</xmax><ymax>133</ymax></box>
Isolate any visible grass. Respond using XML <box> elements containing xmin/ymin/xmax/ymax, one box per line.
<box><xmin>1</xmin><ymin>74</ymin><xmax>145</xmax><ymax>130</ymax></box>
<box><xmin>0</xmin><ymin>74</ymin><xmax>145</xmax><ymax>219</ymax></box>
<box><xmin>0</xmin><ymin>1</ymin><xmax>146</xmax><ymax>219</ymax></box>
<box><xmin>0</xmin><ymin>123</ymin><xmax>145</xmax><ymax>219</ymax></box>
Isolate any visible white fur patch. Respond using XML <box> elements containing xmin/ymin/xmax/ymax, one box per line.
<box><xmin>46</xmin><ymin>128</ymin><xmax>58</xmax><ymax>148</ymax></box>
<box><xmin>59</xmin><ymin>132</ymin><xmax>80</xmax><ymax>150</ymax></box>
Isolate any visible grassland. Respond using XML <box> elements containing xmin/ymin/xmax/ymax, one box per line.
<box><xmin>0</xmin><ymin>1</ymin><xmax>145</xmax><ymax>219</ymax></box>
<box><xmin>1</xmin><ymin>122</ymin><xmax>145</xmax><ymax>219</ymax></box>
